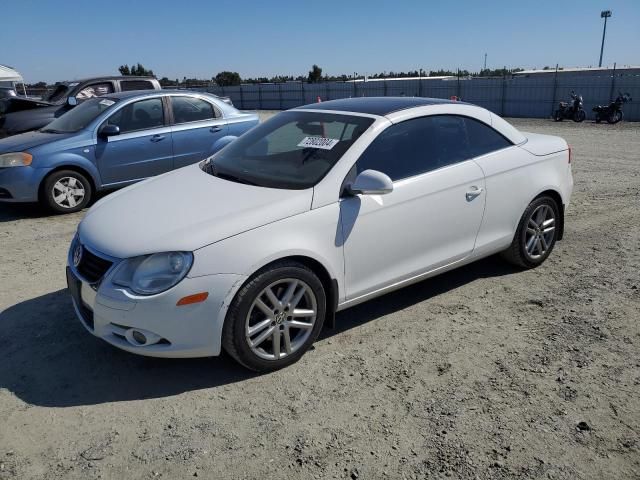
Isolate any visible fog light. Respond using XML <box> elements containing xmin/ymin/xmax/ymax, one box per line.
<box><xmin>131</xmin><ymin>330</ymin><xmax>146</xmax><ymax>344</ymax></box>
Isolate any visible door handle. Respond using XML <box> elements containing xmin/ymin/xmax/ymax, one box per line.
<box><xmin>466</xmin><ymin>186</ymin><xmax>483</xmax><ymax>201</ymax></box>
<box><xmin>210</xmin><ymin>126</ymin><xmax>222</xmax><ymax>133</ymax></box>
<box><xmin>150</xmin><ymin>134</ymin><xmax>166</xmax><ymax>142</ymax></box>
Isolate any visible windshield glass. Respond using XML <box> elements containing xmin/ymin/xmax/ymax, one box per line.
<box><xmin>205</xmin><ymin>111</ymin><xmax>373</xmax><ymax>189</ymax></box>
<box><xmin>41</xmin><ymin>97</ymin><xmax>119</xmax><ymax>133</ymax></box>
<box><xmin>45</xmin><ymin>83</ymin><xmax>72</xmax><ymax>102</ymax></box>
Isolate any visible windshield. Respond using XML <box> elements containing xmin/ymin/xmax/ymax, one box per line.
<box><xmin>41</xmin><ymin>97</ymin><xmax>119</xmax><ymax>133</ymax></box>
<box><xmin>44</xmin><ymin>83</ymin><xmax>72</xmax><ymax>103</ymax></box>
<box><xmin>205</xmin><ymin>111</ymin><xmax>373</xmax><ymax>189</ymax></box>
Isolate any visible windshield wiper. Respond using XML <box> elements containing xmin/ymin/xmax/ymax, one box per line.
<box><xmin>204</xmin><ymin>161</ymin><xmax>259</xmax><ymax>186</ymax></box>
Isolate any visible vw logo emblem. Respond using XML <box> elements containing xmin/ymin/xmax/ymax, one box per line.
<box><xmin>73</xmin><ymin>244</ymin><xmax>83</xmax><ymax>267</ymax></box>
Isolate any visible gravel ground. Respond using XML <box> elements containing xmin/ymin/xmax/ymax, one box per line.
<box><xmin>0</xmin><ymin>117</ymin><xmax>638</xmax><ymax>480</ymax></box>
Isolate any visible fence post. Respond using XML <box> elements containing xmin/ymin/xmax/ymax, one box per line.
<box><xmin>609</xmin><ymin>62</ymin><xmax>617</xmax><ymax>102</ymax></box>
<box><xmin>239</xmin><ymin>85</ymin><xmax>244</xmax><ymax>109</ymax></box>
<box><xmin>550</xmin><ymin>63</ymin><xmax>559</xmax><ymax>117</ymax></box>
<box><xmin>258</xmin><ymin>84</ymin><xmax>263</xmax><ymax>110</ymax></box>
<box><xmin>501</xmin><ymin>68</ymin><xmax>506</xmax><ymax>116</ymax></box>
<box><xmin>456</xmin><ymin>69</ymin><xmax>461</xmax><ymax>98</ymax></box>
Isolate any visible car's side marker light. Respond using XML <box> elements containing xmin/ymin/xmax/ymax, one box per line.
<box><xmin>176</xmin><ymin>292</ymin><xmax>209</xmax><ymax>306</ymax></box>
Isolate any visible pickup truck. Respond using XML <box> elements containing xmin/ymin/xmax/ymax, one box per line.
<box><xmin>0</xmin><ymin>76</ymin><xmax>162</xmax><ymax>138</ymax></box>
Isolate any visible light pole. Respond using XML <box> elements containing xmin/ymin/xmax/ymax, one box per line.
<box><xmin>599</xmin><ymin>10</ymin><xmax>612</xmax><ymax>68</ymax></box>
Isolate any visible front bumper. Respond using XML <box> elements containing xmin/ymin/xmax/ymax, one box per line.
<box><xmin>66</xmin><ymin>262</ymin><xmax>244</xmax><ymax>358</ymax></box>
<box><xmin>0</xmin><ymin>166</ymin><xmax>51</xmax><ymax>202</ymax></box>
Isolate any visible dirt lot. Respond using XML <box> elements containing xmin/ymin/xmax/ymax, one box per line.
<box><xmin>0</xmin><ymin>117</ymin><xmax>638</xmax><ymax>480</ymax></box>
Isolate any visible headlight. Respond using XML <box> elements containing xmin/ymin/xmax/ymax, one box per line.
<box><xmin>112</xmin><ymin>251</ymin><xmax>193</xmax><ymax>295</ymax></box>
<box><xmin>0</xmin><ymin>152</ymin><xmax>32</xmax><ymax>167</ymax></box>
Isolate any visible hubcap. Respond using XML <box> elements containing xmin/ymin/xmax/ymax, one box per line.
<box><xmin>245</xmin><ymin>278</ymin><xmax>317</xmax><ymax>361</ymax></box>
<box><xmin>524</xmin><ymin>204</ymin><xmax>556</xmax><ymax>260</ymax></box>
<box><xmin>52</xmin><ymin>177</ymin><xmax>85</xmax><ymax>209</ymax></box>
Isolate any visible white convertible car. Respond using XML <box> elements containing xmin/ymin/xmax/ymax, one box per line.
<box><xmin>67</xmin><ymin>97</ymin><xmax>573</xmax><ymax>371</ymax></box>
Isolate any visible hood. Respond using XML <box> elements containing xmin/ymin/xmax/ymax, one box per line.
<box><xmin>79</xmin><ymin>164</ymin><xmax>313</xmax><ymax>259</ymax></box>
<box><xmin>0</xmin><ymin>105</ymin><xmax>61</xmax><ymax>135</ymax></box>
<box><xmin>0</xmin><ymin>96</ymin><xmax>54</xmax><ymax>114</ymax></box>
<box><xmin>0</xmin><ymin>129</ymin><xmax>75</xmax><ymax>152</ymax></box>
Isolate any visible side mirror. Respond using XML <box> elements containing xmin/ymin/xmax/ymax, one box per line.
<box><xmin>67</xmin><ymin>96</ymin><xmax>78</xmax><ymax>106</ymax></box>
<box><xmin>99</xmin><ymin>124</ymin><xmax>120</xmax><ymax>138</ymax></box>
<box><xmin>348</xmin><ymin>169</ymin><xmax>393</xmax><ymax>196</ymax></box>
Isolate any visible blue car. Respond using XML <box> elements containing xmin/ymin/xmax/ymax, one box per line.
<box><xmin>0</xmin><ymin>90</ymin><xmax>259</xmax><ymax>213</ymax></box>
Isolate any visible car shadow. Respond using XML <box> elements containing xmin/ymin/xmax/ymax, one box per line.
<box><xmin>0</xmin><ymin>257</ymin><xmax>517</xmax><ymax>407</ymax></box>
<box><xmin>0</xmin><ymin>191</ymin><xmax>111</xmax><ymax>222</ymax></box>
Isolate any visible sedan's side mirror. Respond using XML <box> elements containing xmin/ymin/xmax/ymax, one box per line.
<box><xmin>99</xmin><ymin>124</ymin><xmax>120</xmax><ymax>138</ymax></box>
<box><xmin>348</xmin><ymin>169</ymin><xmax>393</xmax><ymax>196</ymax></box>
<box><xmin>67</xmin><ymin>96</ymin><xmax>78</xmax><ymax>106</ymax></box>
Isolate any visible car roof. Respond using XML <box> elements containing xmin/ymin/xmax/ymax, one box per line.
<box><xmin>296</xmin><ymin>97</ymin><xmax>466</xmax><ymax>116</ymax></box>
<box><xmin>64</xmin><ymin>76</ymin><xmax>156</xmax><ymax>84</ymax></box>
<box><xmin>101</xmin><ymin>90</ymin><xmax>220</xmax><ymax>101</ymax></box>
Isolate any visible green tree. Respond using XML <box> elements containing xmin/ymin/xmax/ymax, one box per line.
<box><xmin>215</xmin><ymin>71</ymin><xmax>242</xmax><ymax>86</ymax></box>
<box><xmin>119</xmin><ymin>63</ymin><xmax>154</xmax><ymax>76</ymax></box>
<box><xmin>307</xmin><ymin>64</ymin><xmax>323</xmax><ymax>83</ymax></box>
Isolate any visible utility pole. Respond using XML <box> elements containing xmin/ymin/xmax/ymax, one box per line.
<box><xmin>483</xmin><ymin>53</ymin><xmax>487</xmax><ymax>71</ymax></box>
<box><xmin>599</xmin><ymin>10</ymin><xmax>612</xmax><ymax>68</ymax></box>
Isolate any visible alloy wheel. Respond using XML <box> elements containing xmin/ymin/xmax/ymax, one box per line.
<box><xmin>524</xmin><ymin>204</ymin><xmax>556</xmax><ymax>260</ymax></box>
<box><xmin>245</xmin><ymin>278</ymin><xmax>317</xmax><ymax>361</ymax></box>
<box><xmin>52</xmin><ymin>177</ymin><xmax>85</xmax><ymax>209</ymax></box>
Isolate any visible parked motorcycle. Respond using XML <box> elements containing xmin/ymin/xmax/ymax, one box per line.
<box><xmin>554</xmin><ymin>91</ymin><xmax>586</xmax><ymax>122</ymax></box>
<box><xmin>593</xmin><ymin>92</ymin><xmax>632</xmax><ymax>124</ymax></box>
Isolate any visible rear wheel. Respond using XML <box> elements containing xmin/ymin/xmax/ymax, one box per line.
<box><xmin>222</xmin><ymin>261</ymin><xmax>326</xmax><ymax>372</ymax></box>
<box><xmin>553</xmin><ymin>110</ymin><xmax>563</xmax><ymax>122</ymax></box>
<box><xmin>42</xmin><ymin>170</ymin><xmax>92</xmax><ymax>214</ymax></box>
<box><xmin>595</xmin><ymin>113</ymin><xmax>602</xmax><ymax>123</ymax></box>
<box><xmin>573</xmin><ymin>110</ymin><xmax>586</xmax><ymax>122</ymax></box>
<box><xmin>502</xmin><ymin>196</ymin><xmax>559</xmax><ymax>269</ymax></box>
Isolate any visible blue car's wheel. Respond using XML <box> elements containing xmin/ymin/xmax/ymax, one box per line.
<box><xmin>42</xmin><ymin>170</ymin><xmax>92</xmax><ymax>214</ymax></box>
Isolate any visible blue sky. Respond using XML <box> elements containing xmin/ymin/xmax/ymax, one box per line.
<box><xmin>3</xmin><ymin>0</ymin><xmax>639</xmax><ymax>83</ymax></box>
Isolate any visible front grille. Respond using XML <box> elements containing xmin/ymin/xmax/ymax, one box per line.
<box><xmin>77</xmin><ymin>247</ymin><xmax>113</xmax><ymax>283</ymax></box>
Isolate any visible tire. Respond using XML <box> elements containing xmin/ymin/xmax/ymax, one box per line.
<box><xmin>607</xmin><ymin>111</ymin><xmax>622</xmax><ymax>124</ymax></box>
<box><xmin>553</xmin><ymin>110</ymin><xmax>562</xmax><ymax>122</ymax></box>
<box><xmin>573</xmin><ymin>110</ymin><xmax>586</xmax><ymax>122</ymax></box>
<box><xmin>42</xmin><ymin>170</ymin><xmax>92</xmax><ymax>214</ymax></box>
<box><xmin>595</xmin><ymin>113</ymin><xmax>602</xmax><ymax>124</ymax></box>
<box><xmin>501</xmin><ymin>196</ymin><xmax>560</xmax><ymax>269</ymax></box>
<box><xmin>222</xmin><ymin>260</ymin><xmax>326</xmax><ymax>372</ymax></box>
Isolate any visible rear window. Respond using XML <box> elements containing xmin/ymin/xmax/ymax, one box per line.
<box><xmin>120</xmin><ymin>80</ymin><xmax>155</xmax><ymax>91</ymax></box>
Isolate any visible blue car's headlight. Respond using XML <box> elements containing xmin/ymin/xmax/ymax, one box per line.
<box><xmin>112</xmin><ymin>252</ymin><xmax>193</xmax><ymax>295</ymax></box>
<box><xmin>0</xmin><ymin>152</ymin><xmax>32</xmax><ymax>167</ymax></box>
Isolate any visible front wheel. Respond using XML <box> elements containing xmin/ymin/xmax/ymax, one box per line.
<box><xmin>501</xmin><ymin>196</ymin><xmax>560</xmax><ymax>269</ymax></box>
<box><xmin>42</xmin><ymin>170</ymin><xmax>92</xmax><ymax>214</ymax></box>
<box><xmin>607</xmin><ymin>111</ymin><xmax>623</xmax><ymax>124</ymax></box>
<box><xmin>573</xmin><ymin>110</ymin><xmax>586</xmax><ymax>122</ymax></box>
<box><xmin>595</xmin><ymin>113</ymin><xmax>602</xmax><ymax>123</ymax></box>
<box><xmin>553</xmin><ymin>110</ymin><xmax>563</xmax><ymax>122</ymax></box>
<box><xmin>222</xmin><ymin>261</ymin><xmax>326</xmax><ymax>372</ymax></box>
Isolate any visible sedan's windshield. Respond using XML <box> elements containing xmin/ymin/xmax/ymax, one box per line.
<box><xmin>41</xmin><ymin>97</ymin><xmax>119</xmax><ymax>133</ymax></box>
<box><xmin>205</xmin><ymin>111</ymin><xmax>373</xmax><ymax>189</ymax></box>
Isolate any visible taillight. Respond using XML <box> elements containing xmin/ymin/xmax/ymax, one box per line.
<box><xmin>568</xmin><ymin>145</ymin><xmax>572</xmax><ymax>164</ymax></box>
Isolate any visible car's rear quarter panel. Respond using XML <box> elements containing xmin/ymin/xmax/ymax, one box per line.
<box><xmin>473</xmin><ymin>138</ymin><xmax>572</xmax><ymax>256</ymax></box>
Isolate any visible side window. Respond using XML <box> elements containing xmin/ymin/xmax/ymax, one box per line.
<box><xmin>120</xmin><ymin>80</ymin><xmax>155</xmax><ymax>91</ymax></box>
<box><xmin>76</xmin><ymin>82</ymin><xmax>114</xmax><ymax>100</ymax></box>
<box><xmin>356</xmin><ymin>115</ymin><xmax>469</xmax><ymax>181</ymax></box>
<box><xmin>464</xmin><ymin>118</ymin><xmax>512</xmax><ymax>157</ymax></box>
<box><xmin>106</xmin><ymin>98</ymin><xmax>164</xmax><ymax>134</ymax></box>
<box><xmin>171</xmin><ymin>96</ymin><xmax>216</xmax><ymax>123</ymax></box>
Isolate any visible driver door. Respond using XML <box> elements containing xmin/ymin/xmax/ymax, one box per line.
<box><xmin>95</xmin><ymin>97</ymin><xmax>173</xmax><ymax>186</ymax></box>
<box><xmin>340</xmin><ymin>115</ymin><xmax>486</xmax><ymax>301</ymax></box>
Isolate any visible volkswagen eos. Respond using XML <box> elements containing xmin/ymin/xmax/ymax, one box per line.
<box><xmin>67</xmin><ymin>97</ymin><xmax>573</xmax><ymax>371</ymax></box>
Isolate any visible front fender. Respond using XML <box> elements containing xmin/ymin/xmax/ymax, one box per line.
<box><xmin>35</xmin><ymin>152</ymin><xmax>102</xmax><ymax>187</ymax></box>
